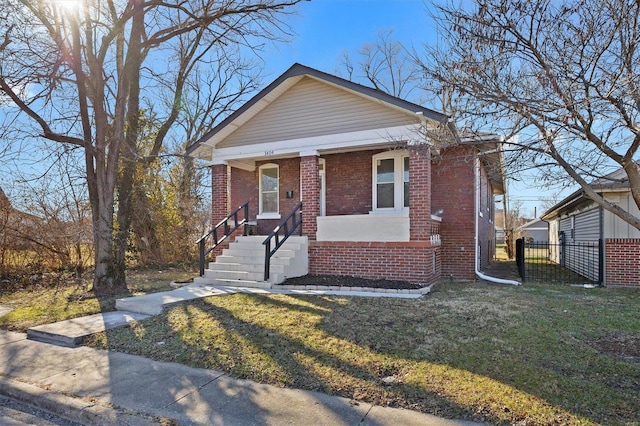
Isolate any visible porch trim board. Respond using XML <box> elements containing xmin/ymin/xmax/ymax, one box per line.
<box><xmin>209</xmin><ymin>124</ymin><xmax>424</xmax><ymax>165</ymax></box>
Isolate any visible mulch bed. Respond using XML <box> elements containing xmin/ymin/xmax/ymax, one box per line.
<box><xmin>280</xmin><ymin>274</ymin><xmax>422</xmax><ymax>290</ymax></box>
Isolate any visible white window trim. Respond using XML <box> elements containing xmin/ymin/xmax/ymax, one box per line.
<box><xmin>371</xmin><ymin>150</ymin><xmax>410</xmax><ymax>213</ymax></box>
<box><xmin>258</xmin><ymin>163</ymin><xmax>281</xmax><ymax>219</ymax></box>
<box><xmin>319</xmin><ymin>158</ymin><xmax>326</xmax><ymax>217</ymax></box>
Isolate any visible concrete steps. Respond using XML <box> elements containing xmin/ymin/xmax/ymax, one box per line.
<box><xmin>193</xmin><ymin>235</ymin><xmax>308</xmax><ymax>287</ymax></box>
<box><xmin>26</xmin><ymin>235</ymin><xmax>309</xmax><ymax>347</ymax></box>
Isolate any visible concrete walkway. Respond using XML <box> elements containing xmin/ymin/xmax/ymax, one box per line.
<box><xmin>0</xmin><ymin>330</ymin><xmax>480</xmax><ymax>426</ymax></box>
<box><xmin>27</xmin><ymin>283</ymin><xmax>427</xmax><ymax>346</ymax></box>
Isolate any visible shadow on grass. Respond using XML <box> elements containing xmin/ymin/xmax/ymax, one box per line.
<box><xmin>209</xmin><ymin>291</ymin><xmax>639</xmax><ymax>425</ymax></box>
<box><xmin>89</xmin><ymin>283</ymin><xmax>640</xmax><ymax>425</ymax></box>
<box><xmin>95</xmin><ymin>292</ymin><xmax>581</xmax><ymax>424</ymax></box>
<box><xmin>172</xmin><ymin>296</ymin><xmax>477</xmax><ymax>420</ymax></box>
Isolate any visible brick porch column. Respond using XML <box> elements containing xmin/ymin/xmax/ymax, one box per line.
<box><xmin>211</xmin><ymin>163</ymin><xmax>229</xmax><ymax>223</ymax></box>
<box><xmin>300</xmin><ymin>153</ymin><xmax>319</xmax><ymax>240</ymax></box>
<box><xmin>409</xmin><ymin>147</ymin><xmax>431</xmax><ymax>241</ymax></box>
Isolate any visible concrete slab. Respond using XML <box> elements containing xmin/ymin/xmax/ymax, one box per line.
<box><xmin>0</xmin><ymin>330</ymin><xmax>26</xmax><ymax>346</ymax></box>
<box><xmin>226</xmin><ymin>286</ymin><xmax>424</xmax><ymax>299</ymax></box>
<box><xmin>41</xmin><ymin>353</ymin><xmax>224</xmax><ymax>413</ymax></box>
<box><xmin>27</xmin><ymin>311</ymin><xmax>151</xmax><ymax>347</ymax></box>
<box><xmin>157</xmin><ymin>375</ymin><xmax>372</xmax><ymax>426</ymax></box>
<box><xmin>0</xmin><ymin>338</ymin><xmax>99</xmax><ymax>381</ymax></box>
<box><xmin>115</xmin><ymin>284</ymin><xmax>234</xmax><ymax>315</ymax></box>
<box><xmin>0</xmin><ymin>375</ymin><xmax>157</xmax><ymax>426</ymax></box>
<box><xmin>116</xmin><ymin>283</ymin><xmax>426</xmax><ymax>318</ymax></box>
<box><xmin>0</xmin><ymin>305</ymin><xmax>13</xmax><ymax>318</ymax></box>
<box><xmin>363</xmin><ymin>405</ymin><xmax>479</xmax><ymax>426</ymax></box>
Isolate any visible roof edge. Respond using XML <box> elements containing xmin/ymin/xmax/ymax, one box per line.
<box><xmin>186</xmin><ymin>63</ymin><xmax>449</xmax><ymax>157</ymax></box>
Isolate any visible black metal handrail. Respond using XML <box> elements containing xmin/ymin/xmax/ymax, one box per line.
<box><xmin>196</xmin><ymin>202</ymin><xmax>249</xmax><ymax>276</ymax></box>
<box><xmin>262</xmin><ymin>202</ymin><xmax>302</xmax><ymax>281</ymax></box>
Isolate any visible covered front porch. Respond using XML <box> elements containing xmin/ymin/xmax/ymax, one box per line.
<box><xmin>200</xmin><ymin>144</ymin><xmax>442</xmax><ymax>286</ymax></box>
<box><xmin>186</xmin><ymin>64</ymin><xmax>452</xmax><ymax>286</ymax></box>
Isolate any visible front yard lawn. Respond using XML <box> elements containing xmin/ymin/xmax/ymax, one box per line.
<box><xmin>85</xmin><ymin>281</ymin><xmax>640</xmax><ymax>425</ymax></box>
<box><xmin>0</xmin><ymin>269</ymin><xmax>193</xmax><ymax>330</ymax></box>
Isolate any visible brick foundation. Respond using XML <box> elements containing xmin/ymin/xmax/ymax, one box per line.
<box><xmin>309</xmin><ymin>241</ymin><xmax>441</xmax><ymax>285</ymax></box>
<box><xmin>605</xmin><ymin>239</ymin><xmax>640</xmax><ymax>287</ymax></box>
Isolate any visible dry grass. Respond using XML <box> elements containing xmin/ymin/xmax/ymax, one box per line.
<box><xmin>86</xmin><ymin>280</ymin><xmax>640</xmax><ymax>425</ymax></box>
<box><xmin>0</xmin><ymin>268</ymin><xmax>194</xmax><ymax>331</ymax></box>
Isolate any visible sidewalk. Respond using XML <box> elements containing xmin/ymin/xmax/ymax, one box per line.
<box><xmin>0</xmin><ymin>330</ymin><xmax>481</xmax><ymax>426</ymax></box>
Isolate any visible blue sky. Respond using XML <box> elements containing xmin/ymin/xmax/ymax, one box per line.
<box><xmin>262</xmin><ymin>0</ymin><xmax>439</xmax><ymax>77</ymax></box>
<box><xmin>0</xmin><ymin>0</ymin><xmax>563</xmax><ymax>217</ymax></box>
<box><xmin>257</xmin><ymin>0</ymin><xmax>563</xmax><ymax>217</ymax></box>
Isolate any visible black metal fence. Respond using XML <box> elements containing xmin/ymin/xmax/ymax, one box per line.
<box><xmin>516</xmin><ymin>238</ymin><xmax>602</xmax><ymax>285</ymax></box>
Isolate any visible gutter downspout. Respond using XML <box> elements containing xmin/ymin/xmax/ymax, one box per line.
<box><xmin>474</xmin><ymin>156</ymin><xmax>521</xmax><ymax>285</ymax></box>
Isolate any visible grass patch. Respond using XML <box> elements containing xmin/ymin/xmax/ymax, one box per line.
<box><xmin>0</xmin><ymin>268</ymin><xmax>194</xmax><ymax>331</ymax></box>
<box><xmin>85</xmin><ymin>281</ymin><xmax>640</xmax><ymax>425</ymax></box>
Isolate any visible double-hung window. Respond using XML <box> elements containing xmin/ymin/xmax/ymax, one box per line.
<box><xmin>258</xmin><ymin>163</ymin><xmax>280</xmax><ymax>218</ymax></box>
<box><xmin>372</xmin><ymin>151</ymin><xmax>409</xmax><ymax>212</ymax></box>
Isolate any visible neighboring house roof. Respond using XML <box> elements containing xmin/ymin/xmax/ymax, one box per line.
<box><xmin>541</xmin><ymin>166</ymin><xmax>631</xmax><ymax>220</ymax></box>
<box><xmin>517</xmin><ymin>218</ymin><xmax>549</xmax><ymax>231</ymax></box>
<box><xmin>186</xmin><ymin>63</ymin><xmax>450</xmax><ymax>160</ymax></box>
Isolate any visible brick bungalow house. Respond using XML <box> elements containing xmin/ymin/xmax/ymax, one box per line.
<box><xmin>542</xmin><ymin>167</ymin><xmax>640</xmax><ymax>287</ymax></box>
<box><xmin>186</xmin><ymin>64</ymin><xmax>506</xmax><ymax>287</ymax></box>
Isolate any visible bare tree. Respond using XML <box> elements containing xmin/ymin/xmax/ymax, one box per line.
<box><xmin>419</xmin><ymin>0</ymin><xmax>640</xmax><ymax>231</ymax></box>
<box><xmin>0</xmin><ymin>0</ymin><xmax>302</xmax><ymax>292</ymax></box>
<box><xmin>0</xmin><ymin>146</ymin><xmax>94</xmax><ymax>275</ymax></box>
<box><xmin>114</xmin><ymin>49</ymin><xmax>263</xmax><ymax>273</ymax></box>
<box><xmin>503</xmin><ymin>201</ymin><xmax>524</xmax><ymax>260</ymax></box>
<box><xmin>339</xmin><ymin>30</ymin><xmax>423</xmax><ymax>101</ymax></box>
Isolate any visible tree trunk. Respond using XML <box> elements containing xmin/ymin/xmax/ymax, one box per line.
<box><xmin>93</xmin><ymin>204</ymin><xmax>116</xmax><ymax>290</ymax></box>
<box><xmin>112</xmin><ymin>0</ymin><xmax>145</xmax><ymax>284</ymax></box>
<box><xmin>114</xmin><ymin>157</ymin><xmax>135</xmax><ymax>283</ymax></box>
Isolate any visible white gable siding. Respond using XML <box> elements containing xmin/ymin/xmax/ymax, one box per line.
<box><xmin>603</xmin><ymin>192</ymin><xmax>640</xmax><ymax>238</ymax></box>
<box><xmin>217</xmin><ymin>77</ymin><xmax>418</xmax><ymax>149</ymax></box>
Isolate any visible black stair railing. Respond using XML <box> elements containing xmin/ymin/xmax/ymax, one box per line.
<box><xmin>262</xmin><ymin>202</ymin><xmax>302</xmax><ymax>281</ymax></box>
<box><xmin>196</xmin><ymin>202</ymin><xmax>249</xmax><ymax>276</ymax></box>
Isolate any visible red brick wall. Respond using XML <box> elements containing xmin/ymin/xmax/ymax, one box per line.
<box><xmin>230</xmin><ymin>167</ymin><xmax>258</xmax><ymax>221</ymax></box>
<box><xmin>477</xmin><ymin>162</ymin><xmax>494</xmax><ymax>269</ymax></box>
<box><xmin>605</xmin><ymin>239</ymin><xmax>640</xmax><ymax>287</ymax></box>
<box><xmin>431</xmin><ymin>146</ymin><xmax>477</xmax><ymax>280</ymax></box>
<box><xmin>228</xmin><ymin>158</ymin><xmax>301</xmax><ymax>234</ymax></box>
<box><xmin>300</xmin><ymin>155</ymin><xmax>319</xmax><ymax>239</ymax></box>
<box><xmin>309</xmin><ymin>241</ymin><xmax>441</xmax><ymax>285</ymax></box>
<box><xmin>324</xmin><ymin>150</ymin><xmax>383</xmax><ymax>215</ymax></box>
<box><xmin>211</xmin><ymin>164</ymin><xmax>229</xmax><ymax>222</ymax></box>
<box><xmin>409</xmin><ymin>147</ymin><xmax>431</xmax><ymax>241</ymax></box>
